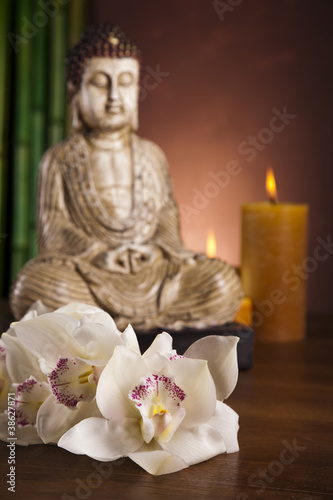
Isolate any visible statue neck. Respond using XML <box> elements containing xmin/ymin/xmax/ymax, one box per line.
<box><xmin>84</xmin><ymin>128</ymin><xmax>131</xmax><ymax>151</ymax></box>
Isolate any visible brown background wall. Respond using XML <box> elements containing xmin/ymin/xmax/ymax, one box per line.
<box><xmin>88</xmin><ymin>0</ymin><xmax>333</xmax><ymax>315</ymax></box>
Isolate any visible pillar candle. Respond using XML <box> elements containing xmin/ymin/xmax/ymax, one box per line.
<box><xmin>241</xmin><ymin>171</ymin><xmax>309</xmax><ymax>341</ymax></box>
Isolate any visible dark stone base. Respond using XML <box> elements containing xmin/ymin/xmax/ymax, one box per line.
<box><xmin>137</xmin><ymin>322</ymin><xmax>254</xmax><ymax>371</ymax></box>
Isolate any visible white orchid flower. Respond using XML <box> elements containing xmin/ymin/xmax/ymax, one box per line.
<box><xmin>1</xmin><ymin>301</ymin><xmax>52</xmax><ymax>444</ymax></box>
<box><xmin>1</xmin><ymin>302</ymin><xmax>139</xmax><ymax>444</ymax></box>
<box><xmin>59</xmin><ymin>332</ymin><xmax>239</xmax><ymax>475</ymax></box>
<box><xmin>0</xmin><ymin>333</ymin><xmax>48</xmax><ymax>445</ymax></box>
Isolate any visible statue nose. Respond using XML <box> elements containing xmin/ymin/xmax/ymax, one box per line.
<box><xmin>108</xmin><ymin>82</ymin><xmax>120</xmax><ymax>102</ymax></box>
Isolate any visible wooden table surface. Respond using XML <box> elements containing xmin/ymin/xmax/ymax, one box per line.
<box><xmin>1</xmin><ymin>315</ymin><xmax>333</xmax><ymax>500</ymax></box>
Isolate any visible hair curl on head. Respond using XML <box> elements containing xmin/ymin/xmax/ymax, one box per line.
<box><xmin>65</xmin><ymin>23</ymin><xmax>141</xmax><ymax>100</ymax></box>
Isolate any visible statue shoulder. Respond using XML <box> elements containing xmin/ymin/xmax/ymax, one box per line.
<box><xmin>135</xmin><ymin>135</ymin><xmax>168</xmax><ymax>166</ymax></box>
<box><xmin>39</xmin><ymin>134</ymin><xmax>84</xmax><ymax>173</ymax></box>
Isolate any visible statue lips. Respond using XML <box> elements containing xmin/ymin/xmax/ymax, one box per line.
<box><xmin>105</xmin><ymin>103</ymin><xmax>124</xmax><ymax>115</ymax></box>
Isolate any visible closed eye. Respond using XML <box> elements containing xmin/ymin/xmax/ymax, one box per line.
<box><xmin>89</xmin><ymin>72</ymin><xmax>109</xmax><ymax>87</ymax></box>
<box><xmin>118</xmin><ymin>71</ymin><xmax>135</xmax><ymax>87</ymax></box>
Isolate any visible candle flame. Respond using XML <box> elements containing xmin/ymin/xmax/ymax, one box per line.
<box><xmin>266</xmin><ymin>167</ymin><xmax>278</xmax><ymax>204</ymax></box>
<box><xmin>206</xmin><ymin>229</ymin><xmax>216</xmax><ymax>258</ymax></box>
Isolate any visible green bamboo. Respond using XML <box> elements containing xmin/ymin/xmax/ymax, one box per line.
<box><xmin>47</xmin><ymin>3</ymin><xmax>67</xmax><ymax>146</ymax></box>
<box><xmin>0</xmin><ymin>0</ymin><xmax>11</xmax><ymax>295</ymax></box>
<box><xmin>10</xmin><ymin>0</ymin><xmax>34</xmax><ymax>284</ymax></box>
<box><xmin>65</xmin><ymin>0</ymin><xmax>88</xmax><ymax>135</ymax></box>
<box><xmin>28</xmin><ymin>0</ymin><xmax>48</xmax><ymax>260</ymax></box>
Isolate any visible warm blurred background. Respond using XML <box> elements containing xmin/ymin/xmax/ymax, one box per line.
<box><xmin>1</xmin><ymin>0</ymin><xmax>332</xmax><ymax>315</ymax></box>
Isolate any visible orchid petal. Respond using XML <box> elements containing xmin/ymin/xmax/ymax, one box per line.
<box><xmin>0</xmin><ymin>343</ymin><xmax>11</xmax><ymax>412</ymax></box>
<box><xmin>143</xmin><ymin>332</ymin><xmax>174</xmax><ymax>358</ymax></box>
<box><xmin>121</xmin><ymin>324</ymin><xmax>141</xmax><ymax>353</ymax></box>
<box><xmin>129</xmin><ymin>448</ymin><xmax>188</xmax><ymax>475</ymax></box>
<box><xmin>20</xmin><ymin>300</ymin><xmax>52</xmax><ymax>320</ymax></box>
<box><xmin>14</xmin><ymin>425</ymin><xmax>43</xmax><ymax>445</ymax></box>
<box><xmin>12</xmin><ymin>313</ymin><xmax>84</xmax><ymax>370</ymax></box>
<box><xmin>161</xmin><ymin>423</ymin><xmax>227</xmax><ymax>467</ymax></box>
<box><xmin>37</xmin><ymin>395</ymin><xmax>101</xmax><ymax>444</ymax></box>
<box><xmin>8</xmin><ymin>301</ymin><xmax>51</xmax><ymax>329</ymax></box>
<box><xmin>55</xmin><ymin>303</ymin><xmax>118</xmax><ymax>330</ymax></box>
<box><xmin>0</xmin><ymin>413</ymin><xmax>42</xmax><ymax>445</ymax></box>
<box><xmin>184</xmin><ymin>335</ymin><xmax>239</xmax><ymax>401</ymax></box>
<box><xmin>207</xmin><ymin>401</ymin><xmax>239</xmax><ymax>453</ymax></box>
<box><xmin>96</xmin><ymin>346</ymin><xmax>147</xmax><ymax>420</ymax></box>
<box><xmin>144</xmin><ymin>352</ymin><xmax>170</xmax><ymax>372</ymax></box>
<box><xmin>72</xmin><ymin>317</ymin><xmax>122</xmax><ymax>360</ymax></box>
<box><xmin>1</xmin><ymin>334</ymin><xmax>44</xmax><ymax>383</ymax></box>
<box><xmin>166</xmin><ymin>357</ymin><xmax>216</xmax><ymax>427</ymax></box>
<box><xmin>58</xmin><ymin>417</ymin><xmax>143</xmax><ymax>460</ymax></box>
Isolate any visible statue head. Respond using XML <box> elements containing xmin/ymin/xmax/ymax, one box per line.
<box><xmin>66</xmin><ymin>23</ymin><xmax>141</xmax><ymax>132</ymax></box>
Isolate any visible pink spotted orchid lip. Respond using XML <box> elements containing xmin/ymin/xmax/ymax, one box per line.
<box><xmin>130</xmin><ymin>373</ymin><xmax>186</xmax><ymax>408</ymax></box>
<box><xmin>16</xmin><ymin>378</ymin><xmax>38</xmax><ymax>426</ymax></box>
<box><xmin>15</xmin><ymin>376</ymin><xmax>50</xmax><ymax>427</ymax></box>
<box><xmin>129</xmin><ymin>373</ymin><xmax>187</xmax><ymax>443</ymax></box>
<box><xmin>169</xmin><ymin>354</ymin><xmax>184</xmax><ymax>361</ymax></box>
<box><xmin>47</xmin><ymin>357</ymin><xmax>97</xmax><ymax>408</ymax></box>
<box><xmin>129</xmin><ymin>373</ymin><xmax>186</xmax><ymax>443</ymax></box>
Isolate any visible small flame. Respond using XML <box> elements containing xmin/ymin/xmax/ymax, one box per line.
<box><xmin>266</xmin><ymin>167</ymin><xmax>278</xmax><ymax>204</ymax></box>
<box><xmin>206</xmin><ymin>229</ymin><xmax>216</xmax><ymax>258</ymax></box>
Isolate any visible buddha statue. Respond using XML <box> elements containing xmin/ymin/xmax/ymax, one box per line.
<box><xmin>10</xmin><ymin>23</ymin><xmax>243</xmax><ymax>330</ymax></box>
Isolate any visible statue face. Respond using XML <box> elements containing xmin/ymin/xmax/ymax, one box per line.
<box><xmin>77</xmin><ymin>57</ymin><xmax>139</xmax><ymax>132</ymax></box>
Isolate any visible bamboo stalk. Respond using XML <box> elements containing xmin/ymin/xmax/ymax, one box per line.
<box><xmin>10</xmin><ymin>0</ymin><xmax>33</xmax><ymax>284</ymax></box>
<box><xmin>0</xmin><ymin>0</ymin><xmax>11</xmax><ymax>295</ymax></box>
<box><xmin>65</xmin><ymin>0</ymin><xmax>88</xmax><ymax>135</ymax></box>
<box><xmin>28</xmin><ymin>0</ymin><xmax>47</xmax><ymax>259</ymax></box>
<box><xmin>47</xmin><ymin>3</ymin><xmax>67</xmax><ymax>146</ymax></box>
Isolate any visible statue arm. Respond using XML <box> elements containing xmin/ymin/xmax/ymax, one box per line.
<box><xmin>152</xmin><ymin>197</ymin><xmax>194</xmax><ymax>260</ymax></box>
<box><xmin>36</xmin><ymin>148</ymin><xmax>106</xmax><ymax>259</ymax></box>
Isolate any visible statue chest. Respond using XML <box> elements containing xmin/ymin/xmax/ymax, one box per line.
<box><xmin>89</xmin><ymin>148</ymin><xmax>133</xmax><ymax>220</ymax></box>
<box><xmin>61</xmin><ymin>134</ymin><xmax>163</xmax><ymax>246</ymax></box>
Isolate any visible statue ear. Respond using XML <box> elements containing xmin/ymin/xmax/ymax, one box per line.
<box><xmin>70</xmin><ymin>93</ymin><xmax>84</xmax><ymax>132</ymax></box>
<box><xmin>130</xmin><ymin>87</ymin><xmax>139</xmax><ymax>131</ymax></box>
<box><xmin>130</xmin><ymin>104</ymin><xmax>139</xmax><ymax>131</ymax></box>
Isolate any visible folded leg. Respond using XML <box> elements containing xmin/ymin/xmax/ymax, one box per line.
<box><xmin>10</xmin><ymin>257</ymin><xmax>97</xmax><ymax>320</ymax></box>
